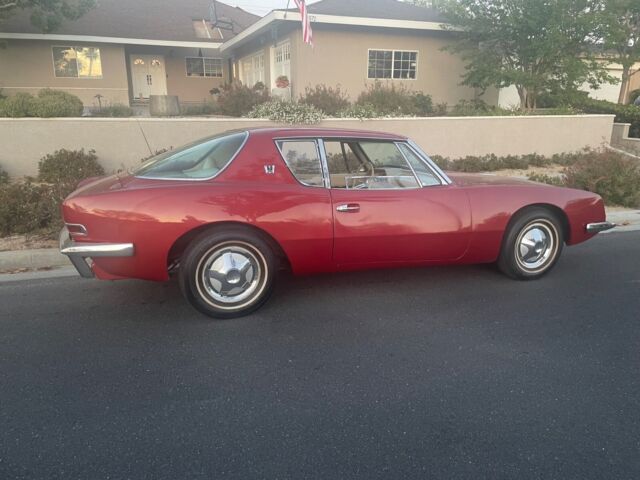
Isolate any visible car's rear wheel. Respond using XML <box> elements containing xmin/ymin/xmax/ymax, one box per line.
<box><xmin>498</xmin><ymin>208</ymin><xmax>564</xmax><ymax>280</ymax></box>
<box><xmin>179</xmin><ymin>228</ymin><xmax>276</xmax><ymax>319</ymax></box>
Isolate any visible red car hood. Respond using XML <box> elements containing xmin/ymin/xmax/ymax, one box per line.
<box><xmin>448</xmin><ymin>172</ymin><xmax>543</xmax><ymax>187</ymax></box>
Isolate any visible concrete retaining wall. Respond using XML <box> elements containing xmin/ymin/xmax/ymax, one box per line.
<box><xmin>611</xmin><ymin>123</ymin><xmax>640</xmax><ymax>156</ymax></box>
<box><xmin>0</xmin><ymin>115</ymin><xmax>615</xmax><ymax>177</ymax></box>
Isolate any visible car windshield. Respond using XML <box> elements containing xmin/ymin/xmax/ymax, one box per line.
<box><xmin>135</xmin><ymin>131</ymin><xmax>247</xmax><ymax>179</ymax></box>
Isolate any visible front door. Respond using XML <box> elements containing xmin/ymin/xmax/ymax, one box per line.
<box><xmin>323</xmin><ymin>140</ymin><xmax>472</xmax><ymax>266</ymax></box>
<box><xmin>271</xmin><ymin>41</ymin><xmax>291</xmax><ymax>89</ymax></box>
<box><xmin>130</xmin><ymin>55</ymin><xmax>167</xmax><ymax>100</ymax></box>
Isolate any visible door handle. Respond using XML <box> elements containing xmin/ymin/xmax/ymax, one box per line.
<box><xmin>336</xmin><ymin>203</ymin><xmax>360</xmax><ymax>213</ymax></box>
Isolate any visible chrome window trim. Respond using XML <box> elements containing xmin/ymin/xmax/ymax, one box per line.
<box><xmin>406</xmin><ymin>139</ymin><xmax>452</xmax><ymax>185</ymax></box>
<box><xmin>134</xmin><ymin>130</ymin><xmax>249</xmax><ymax>182</ymax></box>
<box><xmin>394</xmin><ymin>141</ymin><xmax>430</xmax><ymax>187</ymax></box>
<box><xmin>316</xmin><ymin>138</ymin><xmax>331</xmax><ymax>189</ymax></box>
<box><xmin>396</xmin><ymin>141</ymin><xmax>446</xmax><ymax>188</ymax></box>
<box><xmin>275</xmin><ymin>138</ymin><xmax>326</xmax><ymax>188</ymax></box>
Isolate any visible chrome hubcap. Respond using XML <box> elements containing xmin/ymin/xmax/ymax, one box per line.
<box><xmin>515</xmin><ymin>221</ymin><xmax>557</xmax><ymax>272</ymax></box>
<box><xmin>200</xmin><ymin>245</ymin><xmax>262</xmax><ymax>304</ymax></box>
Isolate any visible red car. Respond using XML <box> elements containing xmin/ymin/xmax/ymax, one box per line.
<box><xmin>60</xmin><ymin>128</ymin><xmax>614</xmax><ymax>318</ymax></box>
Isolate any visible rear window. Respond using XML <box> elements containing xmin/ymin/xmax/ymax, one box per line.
<box><xmin>135</xmin><ymin>131</ymin><xmax>247</xmax><ymax>180</ymax></box>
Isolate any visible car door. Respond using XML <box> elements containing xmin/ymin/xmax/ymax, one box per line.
<box><xmin>323</xmin><ymin>139</ymin><xmax>471</xmax><ymax>267</ymax></box>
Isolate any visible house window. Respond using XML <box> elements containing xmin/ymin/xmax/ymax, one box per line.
<box><xmin>240</xmin><ymin>52</ymin><xmax>265</xmax><ymax>88</ymax></box>
<box><xmin>52</xmin><ymin>46</ymin><xmax>102</xmax><ymax>78</ymax></box>
<box><xmin>368</xmin><ymin>50</ymin><xmax>417</xmax><ymax>80</ymax></box>
<box><xmin>186</xmin><ymin>57</ymin><xmax>223</xmax><ymax>77</ymax></box>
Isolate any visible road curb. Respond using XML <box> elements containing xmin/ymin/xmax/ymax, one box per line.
<box><xmin>0</xmin><ymin>248</ymin><xmax>70</xmax><ymax>272</ymax></box>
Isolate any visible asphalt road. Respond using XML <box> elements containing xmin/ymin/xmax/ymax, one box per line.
<box><xmin>1</xmin><ymin>232</ymin><xmax>639</xmax><ymax>480</ymax></box>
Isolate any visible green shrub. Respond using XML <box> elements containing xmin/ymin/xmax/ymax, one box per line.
<box><xmin>0</xmin><ymin>181</ymin><xmax>62</xmax><ymax>236</ymax></box>
<box><xmin>299</xmin><ymin>84</ymin><xmax>350</xmax><ymax>116</ymax></box>
<box><xmin>91</xmin><ymin>104</ymin><xmax>134</xmax><ymax>117</ymax></box>
<box><xmin>564</xmin><ymin>151</ymin><xmax>640</xmax><ymax>207</ymax></box>
<box><xmin>574</xmin><ymin>97</ymin><xmax>640</xmax><ymax>137</ymax></box>
<box><xmin>0</xmin><ymin>92</ymin><xmax>36</xmax><ymax>117</ymax></box>
<box><xmin>356</xmin><ymin>82</ymin><xmax>420</xmax><ymax>116</ymax></box>
<box><xmin>180</xmin><ymin>102</ymin><xmax>218</xmax><ymax>116</ymax></box>
<box><xmin>30</xmin><ymin>89</ymin><xmax>84</xmax><ymax>117</ymax></box>
<box><xmin>0</xmin><ymin>89</ymin><xmax>84</xmax><ymax>117</ymax></box>
<box><xmin>0</xmin><ymin>166</ymin><xmax>8</xmax><ymax>185</ymax></box>
<box><xmin>629</xmin><ymin>89</ymin><xmax>640</xmax><ymax>105</ymax></box>
<box><xmin>38</xmin><ymin>149</ymin><xmax>104</xmax><ymax>190</ymax></box>
<box><xmin>432</xmin><ymin>153</ymin><xmax>551</xmax><ymax>172</ymax></box>
<box><xmin>433</xmin><ymin>102</ymin><xmax>448</xmax><ymax>116</ymax></box>
<box><xmin>0</xmin><ymin>148</ymin><xmax>106</xmax><ymax>237</ymax></box>
<box><xmin>247</xmin><ymin>99</ymin><xmax>324</xmax><ymax>124</ymax></box>
<box><xmin>217</xmin><ymin>83</ymin><xmax>269</xmax><ymax>116</ymax></box>
<box><xmin>411</xmin><ymin>92</ymin><xmax>434</xmax><ymax>116</ymax></box>
<box><xmin>449</xmin><ymin>99</ymin><xmax>512</xmax><ymax>116</ymax></box>
<box><xmin>336</xmin><ymin>103</ymin><xmax>380</xmax><ymax>119</ymax></box>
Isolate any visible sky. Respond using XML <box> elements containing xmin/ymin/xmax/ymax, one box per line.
<box><xmin>222</xmin><ymin>0</ymin><xmax>322</xmax><ymax>17</ymax></box>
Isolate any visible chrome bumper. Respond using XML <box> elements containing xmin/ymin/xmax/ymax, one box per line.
<box><xmin>59</xmin><ymin>227</ymin><xmax>134</xmax><ymax>278</ymax></box>
<box><xmin>586</xmin><ymin>221</ymin><xmax>616</xmax><ymax>233</ymax></box>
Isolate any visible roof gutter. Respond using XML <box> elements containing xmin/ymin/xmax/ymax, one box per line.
<box><xmin>0</xmin><ymin>32</ymin><xmax>223</xmax><ymax>49</ymax></box>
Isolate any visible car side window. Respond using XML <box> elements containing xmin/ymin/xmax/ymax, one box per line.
<box><xmin>397</xmin><ymin>143</ymin><xmax>441</xmax><ymax>186</ymax></box>
<box><xmin>277</xmin><ymin>140</ymin><xmax>324</xmax><ymax>187</ymax></box>
<box><xmin>324</xmin><ymin>141</ymin><xmax>366</xmax><ymax>188</ymax></box>
<box><xmin>326</xmin><ymin>140</ymin><xmax>419</xmax><ymax>189</ymax></box>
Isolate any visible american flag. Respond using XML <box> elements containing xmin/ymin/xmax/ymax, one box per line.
<box><xmin>293</xmin><ymin>0</ymin><xmax>313</xmax><ymax>47</ymax></box>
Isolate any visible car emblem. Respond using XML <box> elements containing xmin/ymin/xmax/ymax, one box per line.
<box><xmin>264</xmin><ymin>165</ymin><xmax>276</xmax><ymax>174</ymax></box>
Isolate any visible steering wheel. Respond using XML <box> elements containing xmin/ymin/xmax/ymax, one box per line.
<box><xmin>358</xmin><ymin>161</ymin><xmax>375</xmax><ymax>177</ymax></box>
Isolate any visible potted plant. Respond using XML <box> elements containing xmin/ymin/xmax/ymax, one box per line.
<box><xmin>276</xmin><ymin>76</ymin><xmax>290</xmax><ymax>88</ymax></box>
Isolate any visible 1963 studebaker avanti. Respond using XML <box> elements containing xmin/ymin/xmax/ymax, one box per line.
<box><xmin>60</xmin><ymin>128</ymin><xmax>614</xmax><ymax>318</ymax></box>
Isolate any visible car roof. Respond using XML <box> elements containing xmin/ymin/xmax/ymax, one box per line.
<box><xmin>245</xmin><ymin>127</ymin><xmax>408</xmax><ymax>141</ymax></box>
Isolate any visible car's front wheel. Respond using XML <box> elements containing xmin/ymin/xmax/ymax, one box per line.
<box><xmin>498</xmin><ymin>208</ymin><xmax>564</xmax><ymax>280</ymax></box>
<box><xmin>179</xmin><ymin>228</ymin><xmax>276</xmax><ymax>319</ymax></box>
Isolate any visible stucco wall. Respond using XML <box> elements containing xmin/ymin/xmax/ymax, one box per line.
<box><xmin>0</xmin><ymin>39</ymin><xmax>130</xmax><ymax>107</ymax></box>
<box><xmin>611</xmin><ymin>123</ymin><xmax>640</xmax><ymax>156</ymax></box>
<box><xmin>0</xmin><ymin>115</ymin><xmax>613</xmax><ymax>177</ymax></box>
<box><xmin>289</xmin><ymin>25</ymin><xmax>492</xmax><ymax>105</ymax></box>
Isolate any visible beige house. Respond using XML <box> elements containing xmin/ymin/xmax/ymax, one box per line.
<box><xmin>0</xmin><ymin>0</ymin><xmax>257</xmax><ymax>107</ymax></box>
<box><xmin>225</xmin><ymin>0</ymin><xmax>486</xmax><ymax>104</ymax></box>
<box><xmin>0</xmin><ymin>0</ymin><xmax>487</xmax><ymax>109</ymax></box>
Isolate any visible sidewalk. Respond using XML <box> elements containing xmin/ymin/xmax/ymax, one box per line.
<box><xmin>1</xmin><ymin>207</ymin><xmax>638</xmax><ymax>275</ymax></box>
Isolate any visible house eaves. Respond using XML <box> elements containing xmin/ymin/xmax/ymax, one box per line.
<box><xmin>220</xmin><ymin>11</ymin><xmax>453</xmax><ymax>53</ymax></box>
<box><xmin>0</xmin><ymin>32</ymin><xmax>222</xmax><ymax>49</ymax></box>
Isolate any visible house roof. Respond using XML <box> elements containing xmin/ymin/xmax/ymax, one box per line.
<box><xmin>292</xmin><ymin>0</ymin><xmax>445</xmax><ymax>23</ymax></box>
<box><xmin>0</xmin><ymin>0</ymin><xmax>259</xmax><ymax>44</ymax></box>
<box><xmin>221</xmin><ymin>0</ymin><xmax>449</xmax><ymax>52</ymax></box>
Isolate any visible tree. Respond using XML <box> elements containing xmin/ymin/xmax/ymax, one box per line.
<box><xmin>439</xmin><ymin>0</ymin><xmax>610</xmax><ymax>109</ymax></box>
<box><xmin>0</xmin><ymin>0</ymin><xmax>94</xmax><ymax>33</ymax></box>
<box><xmin>598</xmin><ymin>0</ymin><xmax>640</xmax><ymax>104</ymax></box>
